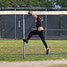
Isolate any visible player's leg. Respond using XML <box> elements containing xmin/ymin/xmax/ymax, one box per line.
<box><xmin>23</xmin><ymin>30</ymin><xmax>38</xmax><ymax>43</ymax></box>
<box><xmin>38</xmin><ymin>31</ymin><xmax>49</xmax><ymax>54</ymax></box>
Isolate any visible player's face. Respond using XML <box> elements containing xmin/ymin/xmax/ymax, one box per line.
<box><xmin>39</xmin><ymin>17</ymin><xmax>43</xmax><ymax>22</ymax></box>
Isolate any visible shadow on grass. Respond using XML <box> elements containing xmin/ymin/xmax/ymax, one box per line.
<box><xmin>0</xmin><ymin>52</ymin><xmax>67</xmax><ymax>56</ymax></box>
<box><xmin>0</xmin><ymin>52</ymin><xmax>67</xmax><ymax>61</ymax></box>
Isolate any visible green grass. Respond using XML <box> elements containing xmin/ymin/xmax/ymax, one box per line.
<box><xmin>0</xmin><ymin>40</ymin><xmax>67</xmax><ymax>61</ymax></box>
<box><xmin>47</xmin><ymin>64</ymin><xmax>67</xmax><ymax>67</ymax></box>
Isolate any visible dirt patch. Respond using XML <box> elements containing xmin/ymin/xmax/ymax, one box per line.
<box><xmin>0</xmin><ymin>59</ymin><xmax>67</xmax><ymax>67</ymax></box>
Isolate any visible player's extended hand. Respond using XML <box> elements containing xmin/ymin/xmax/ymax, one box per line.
<box><xmin>28</xmin><ymin>11</ymin><xmax>32</xmax><ymax>15</ymax></box>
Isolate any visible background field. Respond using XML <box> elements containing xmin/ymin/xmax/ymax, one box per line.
<box><xmin>47</xmin><ymin>64</ymin><xmax>67</xmax><ymax>67</ymax></box>
<box><xmin>0</xmin><ymin>40</ymin><xmax>67</xmax><ymax>61</ymax></box>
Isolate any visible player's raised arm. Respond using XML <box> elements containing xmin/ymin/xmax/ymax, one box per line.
<box><xmin>28</xmin><ymin>11</ymin><xmax>37</xmax><ymax>18</ymax></box>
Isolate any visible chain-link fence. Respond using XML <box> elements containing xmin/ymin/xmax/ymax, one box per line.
<box><xmin>0</xmin><ymin>8</ymin><xmax>67</xmax><ymax>40</ymax></box>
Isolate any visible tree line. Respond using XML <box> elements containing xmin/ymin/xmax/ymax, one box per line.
<box><xmin>0</xmin><ymin>0</ymin><xmax>67</xmax><ymax>8</ymax></box>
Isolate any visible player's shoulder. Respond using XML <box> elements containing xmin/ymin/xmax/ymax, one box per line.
<box><xmin>37</xmin><ymin>16</ymin><xmax>39</xmax><ymax>19</ymax></box>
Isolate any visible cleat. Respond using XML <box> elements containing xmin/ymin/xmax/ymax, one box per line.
<box><xmin>46</xmin><ymin>48</ymin><xmax>49</xmax><ymax>55</ymax></box>
<box><xmin>23</xmin><ymin>39</ymin><xmax>28</xmax><ymax>43</ymax></box>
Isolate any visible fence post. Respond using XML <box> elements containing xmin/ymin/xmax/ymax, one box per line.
<box><xmin>45</xmin><ymin>8</ymin><xmax>47</xmax><ymax>40</ymax></box>
<box><xmin>23</xmin><ymin>15</ymin><xmax>25</xmax><ymax>59</ymax></box>
<box><xmin>0</xmin><ymin>23</ymin><xmax>1</xmax><ymax>38</ymax></box>
<box><xmin>15</xmin><ymin>8</ymin><xmax>16</xmax><ymax>39</ymax></box>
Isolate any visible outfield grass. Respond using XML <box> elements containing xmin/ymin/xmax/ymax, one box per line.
<box><xmin>47</xmin><ymin>64</ymin><xmax>67</xmax><ymax>67</ymax></box>
<box><xmin>0</xmin><ymin>40</ymin><xmax>67</xmax><ymax>61</ymax></box>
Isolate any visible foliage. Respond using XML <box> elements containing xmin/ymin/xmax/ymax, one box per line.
<box><xmin>57</xmin><ymin>0</ymin><xmax>67</xmax><ymax>7</ymax></box>
<box><xmin>0</xmin><ymin>0</ymin><xmax>67</xmax><ymax>8</ymax></box>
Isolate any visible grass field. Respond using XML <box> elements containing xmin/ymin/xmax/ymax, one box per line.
<box><xmin>47</xmin><ymin>64</ymin><xmax>67</xmax><ymax>67</ymax></box>
<box><xmin>0</xmin><ymin>40</ymin><xmax>67</xmax><ymax>61</ymax></box>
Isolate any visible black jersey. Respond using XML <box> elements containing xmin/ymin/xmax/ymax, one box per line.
<box><xmin>36</xmin><ymin>17</ymin><xmax>42</xmax><ymax>29</ymax></box>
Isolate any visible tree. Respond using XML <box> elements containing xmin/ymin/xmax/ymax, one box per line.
<box><xmin>0</xmin><ymin>0</ymin><xmax>67</xmax><ymax>8</ymax></box>
<box><xmin>57</xmin><ymin>0</ymin><xmax>67</xmax><ymax>7</ymax></box>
